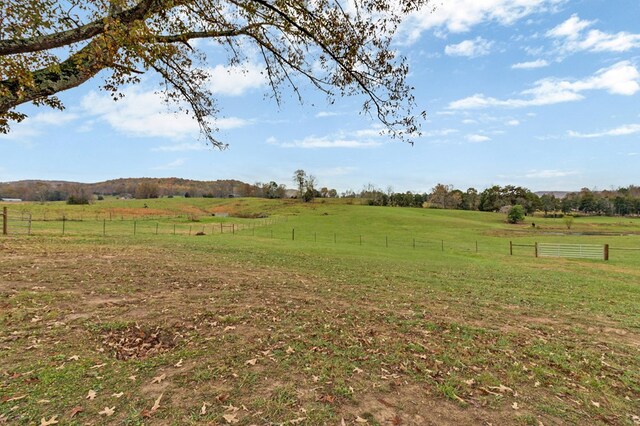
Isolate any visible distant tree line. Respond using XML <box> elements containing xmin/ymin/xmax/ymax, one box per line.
<box><xmin>349</xmin><ymin>184</ymin><xmax>640</xmax><ymax>216</ymax></box>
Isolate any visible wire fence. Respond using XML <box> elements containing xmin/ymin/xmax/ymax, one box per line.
<box><xmin>3</xmin><ymin>208</ymin><xmax>639</xmax><ymax>260</ymax></box>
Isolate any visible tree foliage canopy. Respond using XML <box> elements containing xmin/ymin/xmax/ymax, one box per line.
<box><xmin>1</xmin><ymin>0</ymin><xmax>431</xmax><ymax>147</ymax></box>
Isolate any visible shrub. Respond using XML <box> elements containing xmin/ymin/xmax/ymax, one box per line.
<box><xmin>507</xmin><ymin>204</ymin><xmax>525</xmax><ymax>223</ymax></box>
<box><xmin>564</xmin><ymin>215</ymin><xmax>574</xmax><ymax>229</ymax></box>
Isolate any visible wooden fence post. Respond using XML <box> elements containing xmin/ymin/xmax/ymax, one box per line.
<box><xmin>103</xmin><ymin>219</ymin><xmax>106</xmax><ymax>236</ymax></box>
<box><xmin>535</xmin><ymin>242</ymin><xmax>538</xmax><ymax>258</ymax></box>
<box><xmin>509</xmin><ymin>241</ymin><xmax>513</xmax><ymax>256</ymax></box>
<box><xmin>2</xmin><ymin>207</ymin><xmax>7</xmax><ymax>235</ymax></box>
<box><xmin>604</xmin><ymin>244</ymin><xmax>609</xmax><ymax>261</ymax></box>
<box><xmin>292</xmin><ymin>228</ymin><xmax>295</xmax><ymax>241</ymax></box>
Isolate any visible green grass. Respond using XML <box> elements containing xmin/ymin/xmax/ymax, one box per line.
<box><xmin>1</xmin><ymin>197</ymin><xmax>639</xmax><ymax>425</ymax></box>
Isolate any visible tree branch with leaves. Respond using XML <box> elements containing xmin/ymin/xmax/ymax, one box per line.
<box><xmin>1</xmin><ymin>0</ymin><xmax>431</xmax><ymax>148</ymax></box>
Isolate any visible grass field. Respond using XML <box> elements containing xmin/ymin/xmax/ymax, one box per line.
<box><xmin>1</xmin><ymin>198</ymin><xmax>639</xmax><ymax>425</ymax></box>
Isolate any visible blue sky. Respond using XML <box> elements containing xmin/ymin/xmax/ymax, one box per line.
<box><xmin>2</xmin><ymin>0</ymin><xmax>639</xmax><ymax>193</ymax></box>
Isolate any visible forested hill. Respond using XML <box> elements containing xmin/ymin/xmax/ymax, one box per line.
<box><xmin>0</xmin><ymin>178</ymin><xmax>259</xmax><ymax>201</ymax></box>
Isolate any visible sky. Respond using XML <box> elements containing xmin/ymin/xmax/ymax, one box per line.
<box><xmin>2</xmin><ymin>0</ymin><xmax>640</xmax><ymax>193</ymax></box>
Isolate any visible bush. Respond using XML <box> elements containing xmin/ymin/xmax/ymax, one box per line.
<box><xmin>564</xmin><ymin>215</ymin><xmax>574</xmax><ymax>229</ymax></box>
<box><xmin>67</xmin><ymin>195</ymin><xmax>90</xmax><ymax>205</ymax></box>
<box><xmin>507</xmin><ymin>204</ymin><xmax>525</xmax><ymax>224</ymax></box>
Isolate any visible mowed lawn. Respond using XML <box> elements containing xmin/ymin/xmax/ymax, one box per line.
<box><xmin>1</xmin><ymin>198</ymin><xmax>639</xmax><ymax>425</ymax></box>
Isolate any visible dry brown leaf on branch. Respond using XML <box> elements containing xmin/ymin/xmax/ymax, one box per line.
<box><xmin>40</xmin><ymin>417</ymin><xmax>58</xmax><ymax>426</ymax></box>
<box><xmin>86</xmin><ymin>390</ymin><xmax>97</xmax><ymax>400</ymax></box>
<box><xmin>151</xmin><ymin>394</ymin><xmax>163</xmax><ymax>412</ymax></box>
<box><xmin>99</xmin><ymin>407</ymin><xmax>115</xmax><ymax>416</ymax></box>
<box><xmin>151</xmin><ymin>374</ymin><xmax>166</xmax><ymax>384</ymax></box>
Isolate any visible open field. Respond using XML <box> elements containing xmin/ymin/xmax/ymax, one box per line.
<box><xmin>1</xmin><ymin>198</ymin><xmax>640</xmax><ymax>425</ymax></box>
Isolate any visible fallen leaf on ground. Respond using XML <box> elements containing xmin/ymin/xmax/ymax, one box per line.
<box><xmin>356</xmin><ymin>416</ymin><xmax>369</xmax><ymax>423</ymax></box>
<box><xmin>40</xmin><ymin>417</ymin><xmax>58</xmax><ymax>426</ymax></box>
<box><xmin>289</xmin><ymin>417</ymin><xmax>306</xmax><ymax>424</ymax></box>
<box><xmin>128</xmin><ymin>375</ymin><xmax>137</xmax><ymax>381</ymax></box>
<box><xmin>591</xmin><ymin>401</ymin><xmax>600</xmax><ymax>408</ymax></box>
<box><xmin>174</xmin><ymin>359</ymin><xmax>183</xmax><ymax>368</ymax></box>
<box><xmin>5</xmin><ymin>395</ymin><xmax>27</xmax><ymax>402</ymax></box>
<box><xmin>286</xmin><ymin>346</ymin><xmax>295</xmax><ymax>354</ymax></box>
<box><xmin>90</xmin><ymin>363</ymin><xmax>106</xmax><ymax>370</ymax></box>
<box><xmin>112</xmin><ymin>392</ymin><xmax>124</xmax><ymax>398</ymax></box>
<box><xmin>99</xmin><ymin>407</ymin><xmax>115</xmax><ymax>416</ymax></box>
<box><xmin>512</xmin><ymin>402</ymin><xmax>519</xmax><ymax>410</ymax></box>
<box><xmin>223</xmin><ymin>326</ymin><xmax>236</xmax><ymax>332</ymax></box>
<box><xmin>222</xmin><ymin>413</ymin><xmax>239</xmax><ymax>424</ymax></box>
<box><xmin>200</xmin><ymin>402</ymin><xmax>210</xmax><ymax>415</ymax></box>
<box><xmin>489</xmin><ymin>384</ymin><xmax>514</xmax><ymax>394</ymax></box>
<box><xmin>151</xmin><ymin>374</ymin><xmax>166</xmax><ymax>384</ymax></box>
<box><xmin>151</xmin><ymin>394</ymin><xmax>163</xmax><ymax>412</ymax></box>
<box><xmin>68</xmin><ymin>355</ymin><xmax>79</xmax><ymax>361</ymax></box>
<box><xmin>86</xmin><ymin>390</ymin><xmax>97</xmax><ymax>400</ymax></box>
<box><xmin>353</xmin><ymin>367</ymin><xmax>364</xmax><ymax>374</ymax></box>
<box><xmin>69</xmin><ymin>406</ymin><xmax>83</xmax><ymax>418</ymax></box>
<box><xmin>245</xmin><ymin>359</ymin><xmax>257</xmax><ymax>366</ymax></box>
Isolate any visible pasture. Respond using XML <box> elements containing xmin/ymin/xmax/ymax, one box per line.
<box><xmin>1</xmin><ymin>197</ymin><xmax>639</xmax><ymax>425</ymax></box>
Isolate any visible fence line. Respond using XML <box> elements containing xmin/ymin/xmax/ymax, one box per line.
<box><xmin>2</xmin><ymin>209</ymin><xmax>638</xmax><ymax>260</ymax></box>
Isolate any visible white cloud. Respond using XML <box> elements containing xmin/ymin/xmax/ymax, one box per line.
<box><xmin>317</xmin><ymin>166</ymin><xmax>357</xmax><ymax>176</ymax></box>
<box><xmin>315</xmin><ymin>111</ymin><xmax>340</xmax><ymax>118</ymax></box>
<box><xmin>568</xmin><ymin>124</ymin><xmax>640</xmax><ymax>139</ymax></box>
<box><xmin>449</xmin><ymin>61</ymin><xmax>640</xmax><ymax>110</ymax></box>
<box><xmin>399</xmin><ymin>0</ymin><xmax>563</xmax><ymax>43</ymax></box>
<box><xmin>547</xmin><ymin>14</ymin><xmax>592</xmax><ymax>39</ymax></box>
<box><xmin>424</xmin><ymin>128</ymin><xmax>459</xmax><ymax>137</ymax></box>
<box><xmin>547</xmin><ymin>14</ymin><xmax>640</xmax><ymax>54</ymax></box>
<box><xmin>279</xmin><ymin>136</ymin><xmax>382</xmax><ymax>149</ymax></box>
<box><xmin>512</xmin><ymin>59</ymin><xmax>549</xmax><ymax>69</ymax></box>
<box><xmin>445</xmin><ymin>37</ymin><xmax>493</xmax><ymax>57</ymax></box>
<box><xmin>524</xmin><ymin>169</ymin><xmax>578</xmax><ymax>178</ymax></box>
<box><xmin>206</xmin><ymin>62</ymin><xmax>266</xmax><ymax>96</ymax></box>
<box><xmin>152</xmin><ymin>158</ymin><xmax>186</xmax><ymax>170</ymax></box>
<box><xmin>466</xmin><ymin>134</ymin><xmax>491</xmax><ymax>142</ymax></box>
<box><xmin>0</xmin><ymin>110</ymin><xmax>79</xmax><ymax>142</ymax></box>
<box><xmin>82</xmin><ymin>87</ymin><xmax>251</xmax><ymax>140</ymax></box>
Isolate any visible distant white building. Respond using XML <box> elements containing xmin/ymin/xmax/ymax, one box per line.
<box><xmin>0</xmin><ymin>198</ymin><xmax>22</xmax><ymax>202</ymax></box>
